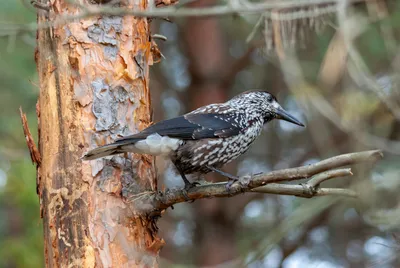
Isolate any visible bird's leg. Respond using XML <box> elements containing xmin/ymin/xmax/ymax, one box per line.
<box><xmin>173</xmin><ymin>163</ymin><xmax>199</xmax><ymax>201</ymax></box>
<box><xmin>206</xmin><ymin>165</ymin><xmax>239</xmax><ymax>190</ymax></box>
<box><xmin>178</xmin><ymin>169</ymin><xmax>200</xmax><ymax>191</ymax></box>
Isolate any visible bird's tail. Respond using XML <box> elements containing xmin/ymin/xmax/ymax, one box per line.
<box><xmin>82</xmin><ymin>133</ymin><xmax>181</xmax><ymax>160</ymax></box>
<box><xmin>82</xmin><ymin>139</ymin><xmax>140</xmax><ymax>160</ymax></box>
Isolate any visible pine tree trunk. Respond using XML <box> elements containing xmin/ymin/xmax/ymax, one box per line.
<box><xmin>35</xmin><ymin>1</ymin><xmax>161</xmax><ymax>266</ymax></box>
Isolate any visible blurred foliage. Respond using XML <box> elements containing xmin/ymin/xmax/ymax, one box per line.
<box><xmin>0</xmin><ymin>1</ymin><xmax>42</xmax><ymax>267</ymax></box>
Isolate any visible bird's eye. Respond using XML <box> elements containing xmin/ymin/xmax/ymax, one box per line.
<box><xmin>267</xmin><ymin>96</ymin><xmax>273</xmax><ymax>103</ymax></box>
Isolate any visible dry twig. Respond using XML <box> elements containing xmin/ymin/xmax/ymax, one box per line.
<box><xmin>19</xmin><ymin>107</ymin><xmax>41</xmax><ymax>165</ymax></box>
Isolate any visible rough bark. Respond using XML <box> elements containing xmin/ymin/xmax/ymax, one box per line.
<box><xmin>35</xmin><ymin>0</ymin><xmax>161</xmax><ymax>266</ymax></box>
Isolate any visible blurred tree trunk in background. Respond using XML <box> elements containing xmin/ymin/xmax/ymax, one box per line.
<box><xmin>183</xmin><ymin>0</ymin><xmax>238</xmax><ymax>265</ymax></box>
<box><xmin>35</xmin><ymin>0</ymin><xmax>160</xmax><ymax>266</ymax></box>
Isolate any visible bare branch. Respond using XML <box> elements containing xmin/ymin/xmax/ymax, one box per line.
<box><xmin>246</xmin><ymin>14</ymin><xmax>265</xmax><ymax>43</ymax></box>
<box><xmin>252</xmin><ymin>168</ymin><xmax>354</xmax><ymax>198</ymax></box>
<box><xmin>307</xmin><ymin>168</ymin><xmax>352</xmax><ymax>187</ymax></box>
<box><xmin>1</xmin><ymin>0</ymin><xmax>372</xmax><ymax>36</ymax></box>
<box><xmin>129</xmin><ymin>150</ymin><xmax>382</xmax><ymax>215</ymax></box>
<box><xmin>251</xmin><ymin>183</ymin><xmax>357</xmax><ymax>198</ymax></box>
<box><xmin>55</xmin><ymin>0</ymin><xmax>372</xmax><ymax>19</ymax></box>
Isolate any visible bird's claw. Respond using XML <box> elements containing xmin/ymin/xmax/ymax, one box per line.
<box><xmin>182</xmin><ymin>181</ymin><xmax>200</xmax><ymax>202</ymax></box>
<box><xmin>184</xmin><ymin>181</ymin><xmax>200</xmax><ymax>191</ymax></box>
<box><xmin>225</xmin><ymin>178</ymin><xmax>238</xmax><ymax>193</ymax></box>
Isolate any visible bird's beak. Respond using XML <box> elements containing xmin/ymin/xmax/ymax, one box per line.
<box><xmin>275</xmin><ymin>107</ymin><xmax>305</xmax><ymax>127</ymax></box>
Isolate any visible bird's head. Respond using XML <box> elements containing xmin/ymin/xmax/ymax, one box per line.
<box><xmin>230</xmin><ymin>90</ymin><xmax>305</xmax><ymax>127</ymax></box>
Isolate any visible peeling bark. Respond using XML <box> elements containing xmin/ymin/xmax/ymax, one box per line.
<box><xmin>36</xmin><ymin>0</ymin><xmax>160</xmax><ymax>266</ymax></box>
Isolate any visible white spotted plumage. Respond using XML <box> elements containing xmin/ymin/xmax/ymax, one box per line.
<box><xmin>174</xmin><ymin>118</ymin><xmax>264</xmax><ymax>173</ymax></box>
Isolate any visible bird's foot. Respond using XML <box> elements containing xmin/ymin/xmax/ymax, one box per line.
<box><xmin>225</xmin><ymin>178</ymin><xmax>238</xmax><ymax>192</ymax></box>
<box><xmin>182</xmin><ymin>181</ymin><xmax>200</xmax><ymax>202</ymax></box>
<box><xmin>206</xmin><ymin>165</ymin><xmax>240</xmax><ymax>191</ymax></box>
<box><xmin>184</xmin><ymin>181</ymin><xmax>200</xmax><ymax>191</ymax></box>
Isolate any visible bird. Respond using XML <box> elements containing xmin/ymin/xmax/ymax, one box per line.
<box><xmin>83</xmin><ymin>90</ymin><xmax>305</xmax><ymax>191</ymax></box>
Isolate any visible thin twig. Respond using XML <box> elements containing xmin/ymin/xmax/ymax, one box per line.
<box><xmin>307</xmin><ymin>168</ymin><xmax>352</xmax><ymax>187</ymax></box>
<box><xmin>246</xmin><ymin>14</ymin><xmax>265</xmax><ymax>43</ymax></box>
<box><xmin>19</xmin><ymin>107</ymin><xmax>41</xmax><ymax>165</ymax></box>
<box><xmin>152</xmin><ymin>34</ymin><xmax>167</xmax><ymax>41</ymax></box>
<box><xmin>251</xmin><ymin>183</ymin><xmax>357</xmax><ymax>198</ymax></box>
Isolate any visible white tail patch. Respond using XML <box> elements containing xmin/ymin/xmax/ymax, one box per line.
<box><xmin>133</xmin><ymin>133</ymin><xmax>182</xmax><ymax>156</ymax></box>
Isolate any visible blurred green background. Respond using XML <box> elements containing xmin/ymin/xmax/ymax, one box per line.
<box><xmin>1</xmin><ymin>0</ymin><xmax>400</xmax><ymax>267</ymax></box>
<box><xmin>0</xmin><ymin>1</ymin><xmax>43</xmax><ymax>267</ymax></box>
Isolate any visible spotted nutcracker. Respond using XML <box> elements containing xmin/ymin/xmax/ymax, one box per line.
<box><xmin>83</xmin><ymin>90</ymin><xmax>305</xmax><ymax>190</ymax></box>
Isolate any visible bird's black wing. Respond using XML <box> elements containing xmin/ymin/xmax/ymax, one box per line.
<box><xmin>116</xmin><ymin>113</ymin><xmax>242</xmax><ymax>142</ymax></box>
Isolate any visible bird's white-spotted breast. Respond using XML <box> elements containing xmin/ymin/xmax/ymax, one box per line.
<box><xmin>172</xmin><ymin>114</ymin><xmax>264</xmax><ymax>174</ymax></box>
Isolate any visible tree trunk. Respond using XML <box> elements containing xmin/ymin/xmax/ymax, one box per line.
<box><xmin>36</xmin><ymin>1</ymin><xmax>161</xmax><ymax>266</ymax></box>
